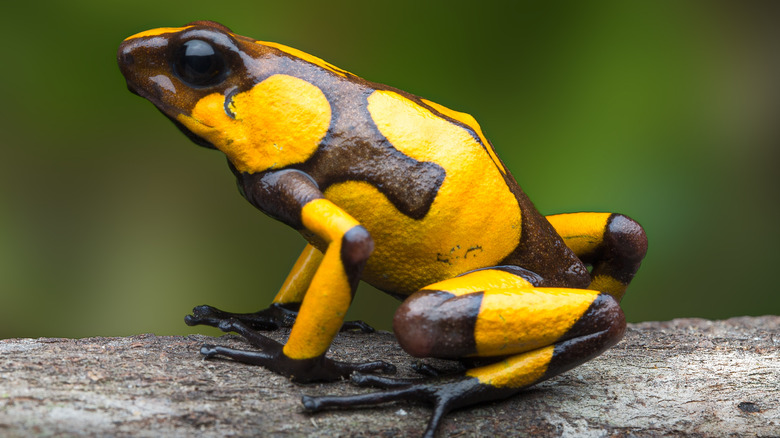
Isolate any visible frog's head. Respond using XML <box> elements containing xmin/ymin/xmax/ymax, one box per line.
<box><xmin>119</xmin><ymin>21</ymin><xmax>268</xmax><ymax>150</ymax></box>
<box><xmin>118</xmin><ymin>21</ymin><xmax>334</xmax><ymax>173</ymax></box>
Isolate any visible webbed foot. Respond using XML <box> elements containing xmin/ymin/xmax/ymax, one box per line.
<box><xmin>195</xmin><ymin>318</ymin><xmax>395</xmax><ymax>382</ymax></box>
<box><xmin>185</xmin><ymin>303</ymin><xmax>375</xmax><ymax>332</ymax></box>
<box><xmin>302</xmin><ymin>373</ymin><xmax>516</xmax><ymax>438</ymax></box>
<box><xmin>185</xmin><ymin>303</ymin><xmax>299</xmax><ymax>330</ymax></box>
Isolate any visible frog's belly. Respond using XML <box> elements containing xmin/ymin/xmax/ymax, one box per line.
<box><xmin>324</xmin><ymin>177</ymin><xmax>522</xmax><ymax>295</ymax></box>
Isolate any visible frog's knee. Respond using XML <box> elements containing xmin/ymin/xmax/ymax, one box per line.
<box><xmin>570</xmin><ymin>292</ymin><xmax>625</xmax><ymax>341</ymax></box>
<box><xmin>546</xmin><ymin>293</ymin><xmax>626</xmax><ymax>378</ymax></box>
<box><xmin>587</xmin><ymin>292</ymin><xmax>625</xmax><ymax>341</ymax></box>
<box><xmin>341</xmin><ymin>225</ymin><xmax>374</xmax><ymax>266</ymax></box>
<box><xmin>605</xmin><ymin>214</ymin><xmax>648</xmax><ymax>273</ymax></box>
<box><xmin>393</xmin><ymin>290</ymin><xmax>482</xmax><ymax>359</ymax></box>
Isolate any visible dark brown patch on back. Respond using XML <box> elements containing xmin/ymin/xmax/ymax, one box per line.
<box><xmin>222</xmin><ymin>50</ymin><xmax>446</xmax><ymax>220</ymax></box>
<box><xmin>291</xmin><ymin>70</ymin><xmax>446</xmax><ymax>220</ymax></box>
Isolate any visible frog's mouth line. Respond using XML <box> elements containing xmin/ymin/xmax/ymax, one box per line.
<box><xmin>166</xmin><ymin>113</ymin><xmax>218</xmax><ymax>150</ymax></box>
<box><xmin>125</xmin><ymin>82</ymin><xmax>142</xmax><ymax>97</ymax></box>
<box><xmin>124</xmin><ymin>79</ymin><xmax>169</xmax><ymax>111</ymax></box>
<box><xmin>123</xmin><ymin>77</ymin><xmax>217</xmax><ymax>151</ymax></box>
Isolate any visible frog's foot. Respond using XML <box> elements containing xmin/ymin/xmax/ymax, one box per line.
<box><xmin>410</xmin><ymin>360</ymin><xmax>466</xmax><ymax>378</ymax></box>
<box><xmin>340</xmin><ymin>319</ymin><xmax>375</xmax><ymax>333</ymax></box>
<box><xmin>411</xmin><ymin>361</ymin><xmax>443</xmax><ymax>377</ymax></box>
<box><xmin>185</xmin><ymin>304</ymin><xmax>374</xmax><ymax>333</ymax></box>
<box><xmin>302</xmin><ymin>373</ymin><xmax>512</xmax><ymax>438</ymax></box>
<box><xmin>185</xmin><ymin>303</ymin><xmax>298</xmax><ymax>330</ymax></box>
<box><xmin>198</xmin><ymin>318</ymin><xmax>395</xmax><ymax>382</ymax></box>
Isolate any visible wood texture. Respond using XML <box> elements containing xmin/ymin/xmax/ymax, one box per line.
<box><xmin>1</xmin><ymin>316</ymin><xmax>778</xmax><ymax>437</ymax></box>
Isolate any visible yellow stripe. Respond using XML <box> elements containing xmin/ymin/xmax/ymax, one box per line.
<box><xmin>421</xmin><ymin>98</ymin><xmax>505</xmax><ymax>174</ymax></box>
<box><xmin>283</xmin><ymin>199</ymin><xmax>360</xmax><ymax>359</ymax></box>
<box><xmin>422</xmin><ymin>269</ymin><xmax>533</xmax><ymax>296</ymax></box>
<box><xmin>473</xmin><ymin>288</ymin><xmax>598</xmax><ymax>357</ymax></box>
<box><xmin>272</xmin><ymin>244</ymin><xmax>323</xmax><ymax>304</ymax></box>
<box><xmin>282</xmin><ymin>239</ymin><xmax>350</xmax><ymax>359</ymax></box>
<box><xmin>466</xmin><ymin>345</ymin><xmax>554</xmax><ymax>388</ymax></box>
<box><xmin>258</xmin><ymin>41</ymin><xmax>351</xmax><ymax>78</ymax></box>
<box><xmin>546</xmin><ymin>212</ymin><xmax>610</xmax><ymax>257</ymax></box>
<box><xmin>123</xmin><ymin>26</ymin><xmax>191</xmax><ymax>41</ymax></box>
<box><xmin>300</xmin><ymin>199</ymin><xmax>361</xmax><ymax>242</ymax></box>
<box><xmin>588</xmin><ymin>274</ymin><xmax>627</xmax><ymax>302</ymax></box>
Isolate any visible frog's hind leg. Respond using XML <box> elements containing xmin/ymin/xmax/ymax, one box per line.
<box><xmin>394</xmin><ymin>278</ymin><xmax>626</xmax><ymax>387</ymax></box>
<box><xmin>546</xmin><ymin>212</ymin><xmax>647</xmax><ymax>301</ymax></box>
<box><xmin>303</xmin><ymin>269</ymin><xmax>625</xmax><ymax>437</ymax></box>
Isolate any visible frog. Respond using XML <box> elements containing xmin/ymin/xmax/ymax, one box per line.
<box><xmin>117</xmin><ymin>21</ymin><xmax>647</xmax><ymax>438</ymax></box>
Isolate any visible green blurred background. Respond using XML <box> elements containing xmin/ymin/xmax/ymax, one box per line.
<box><xmin>1</xmin><ymin>1</ymin><xmax>778</xmax><ymax>339</ymax></box>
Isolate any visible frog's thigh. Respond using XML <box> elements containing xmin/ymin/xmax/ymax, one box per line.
<box><xmin>466</xmin><ymin>292</ymin><xmax>624</xmax><ymax>390</ymax></box>
<box><xmin>394</xmin><ymin>278</ymin><xmax>625</xmax><ymax>387</ymax></box>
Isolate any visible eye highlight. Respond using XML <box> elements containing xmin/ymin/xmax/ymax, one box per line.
<box><xmin>173</xmin><ymin>39</ymin><xmax>228</xmax><ymax>87</ymax></box>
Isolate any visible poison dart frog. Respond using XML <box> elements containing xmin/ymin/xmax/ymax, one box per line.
<box><xmin>118</xmin><ymin>21</ymin><xmax>647</xmax><ymax>437</ymax></box>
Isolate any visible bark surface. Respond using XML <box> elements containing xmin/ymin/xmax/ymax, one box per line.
<box><xmin>1</xmin><ymin>316</ymin><xmax>778</xmax><ymax>437</ymax></box>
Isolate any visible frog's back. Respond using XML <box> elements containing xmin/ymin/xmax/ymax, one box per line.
<box><xmin>320</xmin><ymin>87</ymin><xmax>524</xmax><ymax>294</ymax></box>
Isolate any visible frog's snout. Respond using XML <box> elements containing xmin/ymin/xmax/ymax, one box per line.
<box><xmin>117</xmin><ymin>39</ymin><xmax>135</xmax><ymax>71</ymax></box>
<box><xmin>117</xmin><ymin>40</ymin><xmax>141</xmax><ymax>93</ymax></box>
<box><xmin>118</xmin><ymin>46</ymin><xmax>139</xmax><ymax>95</ymax></box>
<box><xmin>117</xmin><ymin>37</ymin><xmax>174</xmax><ymax>104</ymax></box>
<box><xmin>118</xmin><ymin>47</ymin><xmax>134</xmax><ymax>71</ymax></box>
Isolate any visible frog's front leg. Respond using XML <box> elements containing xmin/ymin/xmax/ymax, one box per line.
<box><xmin>185</xmin><ymin>302</ymin><xmax>301</xmax><ymax>331</ymax></box>
<box><xmin>303</xmin><ymin>268</ymin><xmax>625</xmax><ymax>437</ymax></box>
<box><xmin>186</xmin><ymin>169</ymin><xmax>394</xmax><ymax>381</ymax></box>
<box><xmin>198</xmin><ymin>318</ymin><xmax>392</xmax><ymax>381</ymax></box>
<box><xmin>185</xmin><ymin>244</ymin><xmax>373</xmax><ymax>332</ymax></box>
<box><xmin>185</xmin><ymin>244</ymin><xmax>321</xmax><ymax>330</ymax></box>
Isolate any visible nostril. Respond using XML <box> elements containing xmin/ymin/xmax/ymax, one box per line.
<box><xmin>121</xmin><ymin>51</ymin><xmax>134</xmax><ymax>66</ymax></box>
<box><xmin>117</xmin><ymin>42</ymin><xmax>136</xmax><ymax>67</ymax></box>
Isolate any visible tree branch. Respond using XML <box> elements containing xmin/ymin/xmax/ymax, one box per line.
<box><xmin>1</xmin><ymin>316</ymin><xmax>778</xmax><ymax>436</ymax></box>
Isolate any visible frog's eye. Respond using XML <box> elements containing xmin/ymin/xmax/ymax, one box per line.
<box><xmin>173</xmin><ymin>39</ymin><xmax>228</xmax><ymax>87</ymax></box>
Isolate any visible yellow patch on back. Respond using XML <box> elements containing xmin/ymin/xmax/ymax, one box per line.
<box><xmin>473</xmin><ymin>288</ymin><xmax>599</xmax><ymax>357</ymax></box>
<box><xmin>324</xmin><ymin>180</ymin><xmax>520</xmax><ymax>295</ymax></box>
<box><xmin>347</xmin><ymin>90</ymin><xmax>520</xmax><ymax>293</ymax></box>
<box><xmin>177</xmin><ymin>74</ymin><xmax>331</xmax><ymax>174</ymax></box>
<box><xmin>258</xmin><ymin>41</ymin><xmax>351</xmax><ymax>78</ymax></box>
<box><xmin>466</xmin><ymin>345</ymin><xmax>554</xmax><ymax>389</ymax></box>
<box><xmin>421</xmin><ymin>98</ymin><xmax>505</xmax><ymax>174</ymax></box>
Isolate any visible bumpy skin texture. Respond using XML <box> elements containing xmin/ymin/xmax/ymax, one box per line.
<box><xmin>118</xmin><ymin>21</ymin><xmax>647</xmax><ymax>438</ymax></box>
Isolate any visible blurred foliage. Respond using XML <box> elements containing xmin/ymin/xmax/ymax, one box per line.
<box><xmin>1</xmin><ymin>1</ymin><xmax>778</xmax><ymax>338</ymax></box>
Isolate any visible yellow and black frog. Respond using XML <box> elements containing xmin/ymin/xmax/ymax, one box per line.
<box><xmin>117</xmin><ymin>21</ymin><xmax>647</xmax><ymax>437</ymax></box>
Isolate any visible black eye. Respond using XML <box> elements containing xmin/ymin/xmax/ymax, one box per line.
<box><xmin>174</xmin><ymin>39</ymin><xmax>227</xmax><ymax>87</ymax></box>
